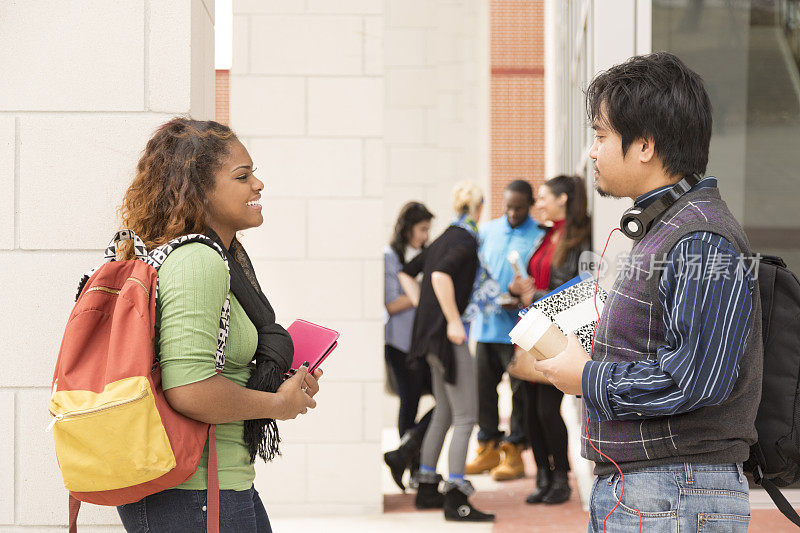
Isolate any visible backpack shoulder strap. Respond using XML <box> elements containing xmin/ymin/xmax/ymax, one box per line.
<box><xmin>146</xmin><ymin>234</ymin><xmax>232</xmax><ymax>372</ymax></box>
<box><xmin>761</xmin><ymin>476</ymin><xmax>800</xmax><ymax>527</ymax></box>
<box><xmin>74</xmin><ymin>229</ymin><xmax>151</xmax><ymax>301</ymax></box>
<box><xmin>105</xmin><ymin>229</ymin><xmax>148</xmax><ymax>262</ymax></box>
<box><xmin>758</xmin><ymin>255</ymin><xmax>783</xmax><ymax>344</ymax></box>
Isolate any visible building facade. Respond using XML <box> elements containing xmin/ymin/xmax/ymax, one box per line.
<box><xmin>0</xmin><ymin>1</ymin><xmax>215</xmax><ymax>529</ymax></box>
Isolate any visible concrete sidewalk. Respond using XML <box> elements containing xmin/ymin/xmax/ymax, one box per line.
<box><xmin>369</xmin><ymin>407</ymin><xmax>800</xmax><ymax>532</ymax></box>
<box><xmin>272</xmin><ymin>467</ymin><xmax>800</xmax><ymax>533</ymax></box>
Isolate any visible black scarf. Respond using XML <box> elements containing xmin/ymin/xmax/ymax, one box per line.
<box><xmin>205</xmin><ymin>229</ymin><xmax>294</xmax><ymax>463</ymax></box>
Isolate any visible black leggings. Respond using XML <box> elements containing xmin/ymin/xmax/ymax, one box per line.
<box><xmin>523</xmin><ymin>381</ymin><xmax>570</xmax><ymax>472</ymax></box>
<box><xmin>385</xmin><ymin>344</ymin><xmax>433</xmax><ymax>437</ymax></box>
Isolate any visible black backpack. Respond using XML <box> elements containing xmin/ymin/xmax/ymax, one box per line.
<box><xmin>745</xmin><ymin>254</ymin><xmax>800</xmax><ymax>527</ymax></box>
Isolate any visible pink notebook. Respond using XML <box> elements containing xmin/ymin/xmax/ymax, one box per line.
<box><xmin>287</xmin><ymin>319</ymin><xmax>340</xmax><ymax>372</ymax></box>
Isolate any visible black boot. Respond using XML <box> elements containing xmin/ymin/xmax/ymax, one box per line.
<box><xmin>542</xmin><ymin>469</ymin><xmax>571</xmax><ymax>504</ymax></box>
<box><xmin>525</xmin><ymin>468</ymin><xmax>552</xmax><ymax>504</ymax></box>
<box><xmin>408</xmin><ymin>456</ymin><xmax>421</xmax><ymax>490</ymax></box>
<box><xmin>415</xmin><ymin>473</ymin><xmax>444</xmax><ymax>509</ymax></box>
<box><xmin>384</xmin><ymin>430</ymin><xmax>423</xmax><ymax>491</ymax></box>
<box><xmin>443</xmin><ymin>481</ymin><xmax>495</xmax><ymax>522</ymax></box>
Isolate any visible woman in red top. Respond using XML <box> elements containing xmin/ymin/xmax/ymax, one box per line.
<box><xmin>509</xmin><ymin>175</ymin><xmax>591</xmax><ymax>505</ymax></box>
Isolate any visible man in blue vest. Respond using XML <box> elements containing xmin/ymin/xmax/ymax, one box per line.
<box><xmin>535</xmin><ymin>52</ymin><xmax>761</xmax><ymax>531</ymax></box>
<box><xmin>466</xmin><ymin>180</ymin><xmax>544</xmax><ymax>480</ymax></box>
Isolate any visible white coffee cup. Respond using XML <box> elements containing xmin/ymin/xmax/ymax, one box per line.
<box><xmin>509</xmin><ymin>308</ymin><xmax>567</xmax><ymax>358</ymax></box>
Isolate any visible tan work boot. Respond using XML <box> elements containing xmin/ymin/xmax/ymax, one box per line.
<box><xmin>490</xmin><ymin>442</ymin><xmax>525</xmax><ymax>481</ymax></box>
<box><xmin>464</xmin><ymin>441</ymin><xmax>501</xmax><ymax>475</ymax></box>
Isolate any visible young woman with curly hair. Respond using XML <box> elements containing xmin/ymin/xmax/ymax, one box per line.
<box><xmin>115</xmin><ymin>118</ymin><xmax>321</xmax><ymax>532</ymax></box>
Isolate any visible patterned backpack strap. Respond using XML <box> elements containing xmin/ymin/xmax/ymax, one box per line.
<box><xmin>74</xmin><ymin>265</ymin><xmax>100</xmax><ymax>302</ymax></box>
<box><xmin>105</xmin><ymin>229</ymin><xmax>149</xmax><ymax>262</ymax></box>
<box><xmin>75</xmin><ymin>229</ymin><xmax>149</xmax><ymax>300</ymax></box>
<box><xmin>146</xmin><ymin>234</ymin><xmax>231</xmax><ymax>371</ymax></box>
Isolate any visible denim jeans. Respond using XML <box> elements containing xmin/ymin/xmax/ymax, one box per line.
<box><xmin>117</xmin><ymin>485</ymin><xmax>271</xmax><ymax>532</ymax></box>
<box><xmin>588</xmin><ymin>463</ymin><xmax>750</xmax><ymax>532</ymax></box>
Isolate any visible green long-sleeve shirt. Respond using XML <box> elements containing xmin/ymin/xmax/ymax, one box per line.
<box><xmin>157</xmin><ymin>243</ymin><xmax>258</xmax><ymax>491</ymax></box>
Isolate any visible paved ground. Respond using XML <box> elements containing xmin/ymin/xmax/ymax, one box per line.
<box><xmin>384</xmin><ymin>471</ymin><xmax>800</xmax><ymax>532</ymax></box>
<box><xmin>267</xmin><ymin>436</ymin><xmax>800</xmax><ymax>532</ymax></box>
<box><xmin>376</xmin><ymin>441</ymin><xmax>800</xmax><ymax>532</ymax></box>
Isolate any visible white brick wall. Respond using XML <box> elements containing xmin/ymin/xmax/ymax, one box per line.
<box><xmin>17</xmin><ymin>116</ymin><xmax>169</xmax><ymax>250</ymax></box>
<box><xmin>0</xmin><ymin>0</ymin><xmax>489</xmax><ymax>527</ymax></box>
<box><xmin>242</xmin><ymin>199</ymin><xmax>308</xmax><ymax>259</ymax></box>
<box><xmin>245</xmin><ymin>138</ymin><xmax>363</xmax><ymax>197</ymax></box>
<box><xmin>387</xmin><ymin>68</ymin><xmax>438</xmax><ymax>107</ymax></box>
<box><xmin>0</xmin><ymin>1</ymin><xmax>214</xmax><ymax>529</ymax></box>
<box><xmin>252</xmin><ymin>260</ymin><xmax>366</xmax><ymax>322</ymax></box>
<box><xmin>0</xmin><ymin>1</ymin><xmax>146</xmax><ymax>111</ymax></box>
<box><xmin>150</xmin><ymin>1</ymin><xmax>193</xmax><ymax>113</ymax></box>
<box><xmin>306</xmin><ymin>0</ymin><xmax>383</xmax><ymax>14</ymax></box>
<box><xmin>363</xmin><ymin>16</ymin><xmax>385</xmax><ymax>76</ymax></box>
<box><xmin>249</xmin><ymin>16</ymin><xmax>364</xmax><ymax>75</ymax></box>
<box><xmin>385</xmin><ymin>29</ymin><xmax>428</xmax><ymax>66</ymax></box>
<box><xmin>233</xmin><ymin>0</ymin><xmax>486</xmax><ymax>516</ymax></box>
<box><xmin>0</xmin><ymin>392</ymin><xmax>14</xmax><ymax>523</ymax></box>
<box><xmin>0</xmin><ymin>118</ymin><xmax>14</xmax><ymax>250</ymax></box>
<box><xmin>229</xmin><ymin>77</ymin><xmax>306</xmax><ymax>135</ymax></box>
<box><xmin>307</xmin><ymin>199</ymin><xmax>384</xmax><ymax>259</ymax></box>
<box><xmin>308</xmin><ymin>78</ymin><xmax>384</xmax><ymax>137</ymax></box>
<box><xmin>386</xmin><ymin>0</ymin><xmax>434</xmax><ymax>28</ymax></box>
<box><xmin>231</xmin><ymin>0</ymin><xmax>390</xmax><ymax>516</ymax></box>
<box><xmin>380</xmin><ymin>0</ymin><xmax>488</xmax><ymax>273</ymax></box>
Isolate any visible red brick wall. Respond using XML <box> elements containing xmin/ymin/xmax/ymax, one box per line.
<box><xmin>489</xmin><ymin>1</ymin><xmax>545</xmax><ymax>218</ymax></box>
<box><xmin>215</xmin><ymin>69</ymin><xmax>230</xmax><ymax>125</ymax></box>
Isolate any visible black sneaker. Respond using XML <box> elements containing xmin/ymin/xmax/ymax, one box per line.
<box><xmin>443</xmin><ymin>480</ymin><xmax>495</xmax><ymax>522</ymax></box>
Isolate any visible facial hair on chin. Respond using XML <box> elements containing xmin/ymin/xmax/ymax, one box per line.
<box><xmin>593</xmin><ymin>174</ymin><xmax>620</xmax><ymax>199</ymax></box>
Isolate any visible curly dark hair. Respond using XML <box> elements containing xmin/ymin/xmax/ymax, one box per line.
<box><xmin>118</xmin><ymin>117</ymin><xmax>237</xmax><ymax>259</ymax></box>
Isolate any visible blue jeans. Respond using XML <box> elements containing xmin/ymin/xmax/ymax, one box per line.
<box><xmin>117</xmin><ymin>485</ymin><xmax>271</xmax><ymax>532</ymax></box>
<box><xmin>588</xmin><ymin>463</ymin><xmax>750</xmax><ymax>532</ymax></box>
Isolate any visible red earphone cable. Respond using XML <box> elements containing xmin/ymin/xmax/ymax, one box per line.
<box><xmin>587</xmin><ymin>227</ymin><xmax>641</xmax><ymax>533</ymax></box>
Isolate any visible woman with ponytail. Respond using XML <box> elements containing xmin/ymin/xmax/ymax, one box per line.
<box><xmin>509</xmin><ymin>174</ymin><xmax>591</xmax><ymax>506</ymax></box>
<box><xmin>116</xmin><ymin>118</ymin><xmax>321</xmax><ymax>532</ymax></box>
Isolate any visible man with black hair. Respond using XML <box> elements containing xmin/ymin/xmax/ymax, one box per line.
<box><xmin>465</xmin><ymin>180</ymin><xmax>544</xmax><ymax>481</ymax></box>
<box><xmin>535</xmin><ymin>52</ymin><xmax>761</xmax><ymax>531</ymax></box>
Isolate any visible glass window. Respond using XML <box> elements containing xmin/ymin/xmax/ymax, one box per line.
<box><xmin>653</xmin><ymin>0</ymin><xmax>800</xmax><ymax>273</ymax></box>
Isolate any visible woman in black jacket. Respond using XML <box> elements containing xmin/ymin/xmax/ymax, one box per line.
<box><xmin>509</xmin><ymin>175</ymin><xmax>591</xmax><ymax>505</ymax></box>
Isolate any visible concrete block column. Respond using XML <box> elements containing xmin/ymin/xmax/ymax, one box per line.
<box><xmin>384</xmin><ymin>0</ymin><xmax>488</xmax><ymax>239</ymax></box>
<box><xmin>0</xmin><ymin>1</ymin><xmax>215</xmax><ymax>529</ymax></box>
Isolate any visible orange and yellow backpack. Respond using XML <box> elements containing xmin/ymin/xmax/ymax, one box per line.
<box><xmin>49</xmin><ymin>230</ymin><xmax>231</xmax><ymax>533</ymax></box>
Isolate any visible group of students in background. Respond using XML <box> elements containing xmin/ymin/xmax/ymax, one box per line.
<box><xmin>382</xmin><ymin>176</ymin><xmax>591</xmax><ymax>523</ymax></box>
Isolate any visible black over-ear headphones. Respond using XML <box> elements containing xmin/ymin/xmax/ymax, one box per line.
<box><xmin>619</xmin><ymin>174</ymin><xmax>701</xmax><ymax>241</ymax></box>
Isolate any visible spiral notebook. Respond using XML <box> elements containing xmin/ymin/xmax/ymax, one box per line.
<box><xmin>510</xmin><ymin>274</ymin><xmax>608</xmax><ymax>357</ymax></box>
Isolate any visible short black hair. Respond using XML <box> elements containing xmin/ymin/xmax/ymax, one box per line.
<box><xmin>505</xmin><ymin>179</ymin><xmax>534</xmax><ymax>203</ymax></box>
<box><xmin>586</xmin><ymin>52</ymin><xmax>712</xmax><ymax>177</ymax></box>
